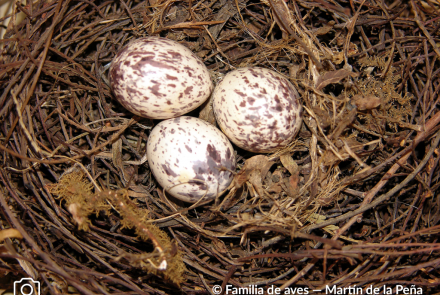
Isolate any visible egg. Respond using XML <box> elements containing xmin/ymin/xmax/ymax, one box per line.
<box><xmin>109</xmin><ymin>37</ymin><xmax>213</xmax><ymax>119</ymax></box>
<box><xmin>212</xmin><ymin>67</ymin><xmax>302</xmax><ymax>153</ymax></box>
<box><xmin>147</xmin><ymin>116</ymin><xmax>236</xmax><ymax>203</ymax></box>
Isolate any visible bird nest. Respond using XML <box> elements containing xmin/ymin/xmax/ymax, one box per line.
<box><xmin>1</xmin><ymin>0</ymin><xmax>440</xmax><ymax>294</ymax></box>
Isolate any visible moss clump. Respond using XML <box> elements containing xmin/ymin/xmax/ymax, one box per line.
<box><xmin>351</xmin><ymin>54</ymin><xmax>413</xmax><ymax>133</ymax></box>
<box><xmin>48</xmin><ymin>171</ymin><xmax>186</xmax><ymax>285</ymax></box>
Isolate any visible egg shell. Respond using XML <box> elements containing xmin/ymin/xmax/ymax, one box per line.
<box><xmin>109</xmin><ymin>37</ymin><xmax>213</xmax><ymax>119</ymax></box>
<box><xmin>212</xmin><ymin>67</ymin><xmax>302</xmax><ymax>153</ymax></box>
<box><xmin>147</xmin><ymin>116</ymin><xmax>236</xmax><ymax>203</ymax></box>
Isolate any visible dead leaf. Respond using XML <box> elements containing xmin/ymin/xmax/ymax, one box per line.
<box><xmin>266</xmin><ymin>182</ymin><xmax>282</xmax><ymax>193</ymax></box>
<box><xmin>289</xmin><ymin>60</ymin><xmax>306</xmax><ymax>81</ymax></box>
<box><xmin>249</xmin><ymin>169</ymin><xmax>265</xmax><ymax>197</ymax></box>
<box><xmin>0</xmin><ymin>228</ymin><xmax>22</xmax><ymax>242</ymax></box>
<box><xmin>199</xmin><ymin>95</ymin><xmax>217</xmax><ymax>126</ymax></box>
<box><xmin>112</xmin><ymin>138</ymin><xmax>131</xmax><ymax>183</ymax></box>
<box><xmin>316</xmin><ymin>69</ymin><xmax>359</xmax><ymax>90</ymax></box>
<box><xmin>0</xmin><ymin>245</ymin><xmax>9</xmax><ymax>254</ymax></box>
<box><xmin>280</xmin><ymin>154</ymin><xmax>299</xmax><ymax>175</ymax></box>
<box><xmin>352</xmin><ymin>95</ymin><xmax>381</xmax><ymax>110</ymax></box>
<box><xmin>260</xmin><ymin>160</ymin><xmax>276</xmax><ymax>181</ymax></box>
<box><xmin>3</xmin><ymin>236</ymin><xmax>38</xmax><ymax>279</ymax></box>
<box><xmin>311</xmin><ymin>106</ymin><xmax>332</xmax><ymax>129</ymax></box>
<box><xmin>209</xmin><ymin>0</ymin><xmax>245</xmax><ymax>39</ymax></box>
<box><xmin>312</xmin><ymin>21</ymin><xmax>335</xmax><ymax>35</ymax></box>
<box><xmin>196</xmin><ymin>50</ymin><xmax>209</xmax><ymax>58</ymax></box>
<box><xmin>289</xmin><ymin>174</ymin><xmax>300</xmax><ymax>190</ymax></box>
<box><xmin>233</xmin><ymin>170</ymin><xmax>249</xmax><ymax>189</ymax></box>
<box><xmin>322</xmin><ymin>137</ymin><xmax>364</xmax><ymax>166</ymax></box>
<box><xmin>244</xmin><ymin>155</ymin><xmax>269</xmax><ymax>170</ymax></box>
<box><xmin>233</xmin><ymin>155</ymin><xmax>274</xmax><ymax>188</ymax></box>
<box><xmin>18</xmin><ymin>258</ymin><xmax>38</xmax><ymax>280</ymax></box>
<box><xmin>329</xmin><ymin>108</ymin><xmax>357</xmax><ymax>140</ymax></box>
<box><xmin>112</xmin><ymin>138</ymin><xmax>123</xmax><ymax>171</ymax></box>
<box><xmin>268</xmin><ymin>0</ymin><xmax>295</xmax><ymax>37</ymax></box>
<box><xmin>282</xmin><ymin>175</ymin><xmax>299</xmax><ymax>198</ymax></box>
<box><xmin>233</xmin><ymin>155</ymin><xmax>275</xmax><ymax>198</ymax></box>
<box><xmin>313</xmin><ymin>25</ymin><xmax>333</xmax><ymax>35</ymax></box>
<box><xmin>212</xmin><ymin>238</ymin><xmax>228</xmax><ymax>254</ymax></box>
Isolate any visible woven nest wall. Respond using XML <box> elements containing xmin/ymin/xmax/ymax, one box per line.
<box><xmin>1</xmin><ymin>0</ymin><xmax>440</xmax><ymax>294</ymax></box>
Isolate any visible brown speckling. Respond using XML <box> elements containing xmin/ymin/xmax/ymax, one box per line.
<box><xmin>166</xmin><ymin>74</ymin><xmax>178</xmax><ymax>80</ymax></box>
<box><xmin>162</xmin><ymin>163</ymin><xmax>178</xmax><ymax>177</ymax></box>
<box><xmin>168</xmin><ymin>50</ymin><xmax>182</xmax><ymax>59</ymax></box>
<box><xmin>247</xmin><ymin>97</ymin><xmax>256</xmax><ymax>105</ymax></box>
<box><xmin>149</xmin><ymin>84</ymin><xmax>163</xmax><ymax>97</ymax></box>
<box><xmin>234</xmin><ymin>89</ymin><xmax>247</xmax><ymax>97</ymax></box>
<box><xmin>184</xmin><ymin>86</ymin><xmax>193</xmax><ymax>95</ymax></box>
<box><xmin>138</xmin><ymin>56</ymin><xmax>177</xmax><ymax>71</ymax></box>
<box><xmin>207</xmin><ymin>144</ymin><xmax>221</xmax><ymax>163</ymax></box>
<box><xmin>226</xmin><ymin>148</ymin><xmax>232</xmax><ymax>160</ymax></box>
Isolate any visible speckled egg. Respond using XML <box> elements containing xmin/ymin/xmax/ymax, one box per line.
<box><xmin>147</xmin><ymin>116</ymin><xmax>236</xmax><ymax>203</ymax></box>
<box><xmin>212</xmin><ymin>67</ymin><xmax>302</xmax><ymax>153</ymax></box>
<box><xmin>109</xmin><ymin>37</ymin><xmax>213</xmax><ymax>119</ymax></box>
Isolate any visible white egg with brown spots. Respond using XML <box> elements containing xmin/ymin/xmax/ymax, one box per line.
<box><xmin>212</xmin><ymin>67</ymin><xmax>302</xmax><ymax>153</ymax></box>
<box><xmin>147</xmin><ymin>116</ymin><xmax>236</xmax><ymax>203</ymax></box>
<box><xmin>109</xmin><ymin>37</ymin><xmax>213</xmax><ymax>119</ymax></box>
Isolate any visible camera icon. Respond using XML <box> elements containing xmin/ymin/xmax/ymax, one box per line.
<box><xmin>13</xmin><ymin>278</ymin><xmax>40</xmax><ymax>295</ymax></box>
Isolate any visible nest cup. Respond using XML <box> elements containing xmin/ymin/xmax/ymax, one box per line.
<box><xmin>0</xmin><ymin>0</ymin><xmax>439</xmax><ymax>294</ymax></box>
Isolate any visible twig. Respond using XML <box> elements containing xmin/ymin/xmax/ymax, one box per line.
<box><xmin>304</xmin><ymin>127</ymin><xmax>440</xmax><ymax>232</ymax></box>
